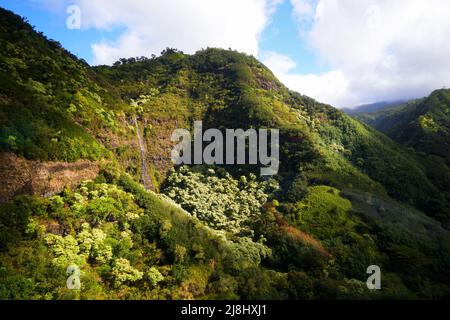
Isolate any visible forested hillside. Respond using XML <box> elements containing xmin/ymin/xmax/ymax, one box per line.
<box><xmin>352</xmin><ymin>92</ymin><xmax>450</xmax><ymax>224</ymax></box>
<box><xmin>1</xmin><ymin>8</ymin><xmax>449</xmax><ymax>299</ymax></box>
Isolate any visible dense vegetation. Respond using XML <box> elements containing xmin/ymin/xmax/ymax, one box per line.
<box><xmin>352</xmin><ymin>93</ymin><xmax>450</xmax><ymax>223</ymax></box>
<box><xmin>352</xmin><ymin>91</ymin><xmax>450</xmax><ymax>166</ymax></box>
<box><xmin>0</xmin><ymin>7</ymin><xmax>449</xmax><ymax>299</ymax></box>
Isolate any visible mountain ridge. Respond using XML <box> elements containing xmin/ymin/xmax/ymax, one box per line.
<box><xmin>352</xmin><ymin>90</ymin><xmax>450</xmax><ymax>165</ymax></box>
<box><xmin>343</xmin><ymin>100</ymin><xmax>410</xmax><ymax>115</ymax></box>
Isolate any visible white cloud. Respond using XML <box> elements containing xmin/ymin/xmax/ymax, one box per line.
<box><xmin>285</xmin><ymin>0</ymin><xmax>450</xmax><ymax>107</ymax></box>
<box><xmin>283</xmin><ymin>71</ymin><xmax>350</xmax><ymax>107</ymax></box>
<box><xmin>262</xmin><ymin>51</ymin><xmax>351</xmax><ymax>106</ymax></box>
<box><xmin>291</xmin><ymin>0</ymin><xmax>315</xmax><ymax>19</ymax></box>
<box><xmin>261</xmin><ymin>51</ymin><xmax>297</xmax><ymax>74</ymax></box>
<box><xmin>63</xmin><ymin>0</ymin><xmax>281</xmax><ymax>65</ymax></box>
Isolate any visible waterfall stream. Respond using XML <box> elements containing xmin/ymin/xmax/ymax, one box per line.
<box><xmin>133</xmin><ymin>114</ymin><xmax>152</xmax><ymax>190</ymax></box>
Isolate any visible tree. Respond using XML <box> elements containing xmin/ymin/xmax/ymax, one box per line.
<box><xmin>111</xmin><ymin>258</ymin><xmax>143</xmax><ymax>287</ymax></box>
<box><xmin>146</xmin><ymin>267</ymin><xmax>164</xmax><ymax>288</ymax></box>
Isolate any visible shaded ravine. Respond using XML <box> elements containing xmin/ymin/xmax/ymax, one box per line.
<box><xmin>132</xmin><ymin>114</ymin><xmax>152</xmax><ymax>191</ymax></box>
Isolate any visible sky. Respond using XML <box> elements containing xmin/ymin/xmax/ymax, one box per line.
<box><xmin>1</xmin><ymin>0</ymin><xmax>450</xmax><ymax>108</ymax></box>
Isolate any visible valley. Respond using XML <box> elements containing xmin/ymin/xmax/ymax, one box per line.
<box><xmin>0</xmin><ymin>7</ymin><xmax>449</xmax><ymax>300</ymax></box>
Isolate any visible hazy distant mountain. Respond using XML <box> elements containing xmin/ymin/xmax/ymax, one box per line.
<box><xmin>342</xmin><ymin>100</ymin><xmax>409</xmax><ymax>115</ymax></box>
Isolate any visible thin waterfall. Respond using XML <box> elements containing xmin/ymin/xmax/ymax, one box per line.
<box><xmin>132</xmin><ymin>114</ymin><xmax>152</xmax><ymax>190</ymax></box>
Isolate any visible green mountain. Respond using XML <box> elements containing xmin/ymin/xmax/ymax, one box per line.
<box><xmin>1</xmin><ymin>8</ymin><xmax>449</xmax><ymax>300</ymax></box>
<box><xmin>353</xmin><ymin>91</ymin><xmax>450</xmax><ymax>165</ymax></box>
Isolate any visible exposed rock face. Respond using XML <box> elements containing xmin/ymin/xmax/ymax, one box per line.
<box><xmin>0</xmin><ymin>152</ymin><xmax>99</xmax><ymax>202</ymax></box>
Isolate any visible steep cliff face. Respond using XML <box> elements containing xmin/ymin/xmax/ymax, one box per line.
<box><xmin>0</xmin><ymin>152</ymin><xmax>99</xmax><ymax>202</ymax></box>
